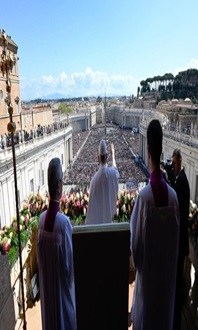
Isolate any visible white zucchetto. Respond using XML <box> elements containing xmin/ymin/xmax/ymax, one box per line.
<box><xmin>98</xmin><ymin>139</ymin><xmax>107</xmax><ymax>156</ymax></box>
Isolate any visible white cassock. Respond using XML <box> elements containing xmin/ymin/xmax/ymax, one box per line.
<box><xmin>130</xmin><ymin>182</ymin><xmax>179</xmax><ymax>330</ymax></box>
<box><xmin>37</xmin><ymin>211</ymin><xmax>77</xmax><ymax>330</ymax></box>
<box><xmin>86</xmin><ymin>164</ymin><xmax>119</xmax><ymax>224</ymax></box>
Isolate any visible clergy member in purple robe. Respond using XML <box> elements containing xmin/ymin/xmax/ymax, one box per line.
<box><xmin>130</xmin><ymin>119</ymin><xmax>179</xmax><ymax>330</ymax></box>
<box><xmin>37</xmin><ymin>157</ymin><xmax>77</xmax><ymax>330</ymax></box>
<box><xmin>85</xmin><ymin>140</ymin><xmax>119</xmax><ymax>224</ymax></box>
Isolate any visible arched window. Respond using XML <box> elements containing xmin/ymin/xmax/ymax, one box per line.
<box><xmin>15</xmin><ymin>96</ymin><xmax>20</xmax><ymax>114</ymax></box>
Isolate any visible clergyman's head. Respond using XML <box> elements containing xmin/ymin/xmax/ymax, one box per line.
<box><xmin>147</xmin><ymin>119</ymin><xmax>162</xmax><ymax>166</ymax></box>
<box><xmin>48</xmin><ymin>157</ymin><xmax>63</xmax><ymax>200</ymax></box>
<box><xmin>172</xmin><ymin>148</ymin><xmax>182</xmax><ymax>176</ymax></box>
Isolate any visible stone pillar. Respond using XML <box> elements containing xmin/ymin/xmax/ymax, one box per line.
<box><xmin>69</xmin><ymin>137</ymin><xmax>73</xmax><ymax>162</ymax></box>
<box><xmin>194</xmin><ymin>123</ymin><xmax>197</xmax><ymax>138</ymax></box>
<box><xmin>65</xmin><ymin>140</ymin><xmax>68</xmax><ymax>169</ymax></box>
<box><xmin>139</xmin><ymin>134</ymin><xmax>142</xmax><ymax>158</ymax></box>
<box><xmin>191</xmin><ymin>122</ymin><xmax>193</xmax><ymax>136</ymax></box>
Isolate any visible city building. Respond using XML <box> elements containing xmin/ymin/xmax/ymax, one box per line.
<box><xmin>0</xmin><ymin>31</ymin><xmax>21</xmax><ymax>134</ymax></box>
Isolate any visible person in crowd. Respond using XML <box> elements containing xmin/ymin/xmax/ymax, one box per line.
<box><xmin>130</xmin><ymin>119</ymin><xmax>180</xmax><ymax>330</ymax></box>
<box><xmin>85</xmin><ymin>139</ymin><xmax>119</xmax><ymax>224</ymax></box>
<box><xmin>172</xmin><ymin>148</ymin><xmax>190</xmax><ymax>330</ymax></box>
<box><xmin>36</xmin><ymin>157</ymin><xmax>77</xmax><ymax>330</ymax></box>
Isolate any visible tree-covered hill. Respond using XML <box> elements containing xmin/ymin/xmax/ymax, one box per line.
<box><xmin>138</xmin><ymin>68</ymin><xmax>198</xmax><ymax>103</ymax></box>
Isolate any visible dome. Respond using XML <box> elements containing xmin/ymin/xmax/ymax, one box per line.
<box><xmin>184</xmin><ymin>97</ymin><xmax>191</xmax><ymax>102</ymax></box>
<box><xmin>172</xmin><ymin>99</ymin><xmax>178</xmax><ymax>104</ymax></box>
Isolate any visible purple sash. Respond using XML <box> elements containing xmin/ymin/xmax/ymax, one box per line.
<box><xmin>150</xmin><ymin>168</ymin><xmax>168</xmax><ymax>207</ymax></box>
<box><xmin>44</xmin><ymin>200</ymin><xmax>60</xmax><ymax>232</ymax></box>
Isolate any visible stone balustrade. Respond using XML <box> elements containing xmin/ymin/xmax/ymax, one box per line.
<box><xmin>0</xmin><ymin>125</ymin><xmax>71</xmax><ymax>163</ymax></box>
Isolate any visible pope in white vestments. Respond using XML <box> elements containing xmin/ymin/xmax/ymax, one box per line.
<box><xmin>86</xmin><ymin>140</ymin><xmax>119</xmax><ymax>224</ymax></box>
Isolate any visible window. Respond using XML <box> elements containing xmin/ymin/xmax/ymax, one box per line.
<box><xmin>30</xmin><ymin>179</ymin><xmax>34</xmax><ymax>193</ymax></box>
<box><xmin>61</xmin><ymin>154</ymin><xmax>64</xmax><ymax>165</ymax></box>
<box><xmin>24</xmin><ymin>117</ymin><xmax>27</xmax><ymax>129</ymax></box>
<box><xmin>39</xmin><ymin>161</ymin><xmax>45</xmax><ymax>186</ymax></box>
<box><xmin>16</xmin><ymin>102</ymin><xmax>19</xmax><ymax>114</ymax></box>
<box><xmin>42</xmin><ymin>167</ymin><xmax>44</xmax><ymax>186</ymax></box>
<box><xmin>15</xmin><ymin>96</ymin><xmax>20</xmax><ymax>114</ymax></box>
<box><xmin>0</xmin><ymin>90</ymin><xmax>3</xmax><ymax>100</ymax></box>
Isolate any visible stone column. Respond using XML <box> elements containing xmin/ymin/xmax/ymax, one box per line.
<box><xmin>65</xmin><ymin>139</ymin><xmax>68</xmax><ymax>169</ymax></box>
<box><xmin>69</xmin><ymin>137</ymin><xmax>73</xmax><ymax>162</ymax></box>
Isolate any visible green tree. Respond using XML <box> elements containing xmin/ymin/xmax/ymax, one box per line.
<box><xmin>58</xmin><ymin>103</ymin><xmax>72</xmax><ymax>115</ymax></box>
<box><xmin>140</xmin><ymin>80</ymin><xmax>148</xmax><ymax>94</ymax></box>
<box><xmin>96</xmin><ymin>96</ymin><xmax>102</xmax><ymax>103</ymax></box>
<box><xmin>140</xmin><ymin>69</ymin><xmax>198</xmax><ymax>102</ymax></box>
<box><xmin>137</xmin><ymin>86</ymin><xmax>140</xmax><ymax>98</ymax></box>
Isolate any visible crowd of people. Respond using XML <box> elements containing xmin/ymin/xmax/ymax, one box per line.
<box><xmin>0</xmin><ymin>121</ymin><xmax>68</xmax><ymax>149</ymax></box>
<box><xmin>64</xmin><ymin>126</ymin><xmax>147</xmax><ymax>190</ymax></box>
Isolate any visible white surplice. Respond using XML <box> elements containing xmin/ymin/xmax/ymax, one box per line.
<box><xmin>130</xmin><ymin>182</ymin><xmax>179</xmax><ymax>330</ymax></box>
<box><xmin>86</xmin><ymin>164</ymin><xmax>119</xmax><ymax>224</ymax></box>
<box><xmin>37</xmin><ymin>211</ymin><xmax>77</xmax><ymax>330</ymax></box>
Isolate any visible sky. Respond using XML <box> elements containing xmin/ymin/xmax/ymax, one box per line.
<box><xmin>1</xmin><ymin>0</ymin><xmax>198</xmax><ymax>101</ymax></box>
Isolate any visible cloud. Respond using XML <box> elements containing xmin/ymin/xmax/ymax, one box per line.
<box><xmin>174</xmin><ymin>58</ymin><xmax>198</xmax><ymax>76</ymax></box>
<box><xmin>20</xmin><ymin>59</ymin><xmax>198</xmax><ymax>100</ymax></box>
<box><xmin>20</xmin><ymin>67</ymin><xmax>139</xmax><ymax>101</ymax></box>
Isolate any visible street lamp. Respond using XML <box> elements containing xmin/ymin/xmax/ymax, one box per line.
<box><xmin>0</xmin><ymin>29</ymin><xmax>27</xmax><ymax>329</ymax></box>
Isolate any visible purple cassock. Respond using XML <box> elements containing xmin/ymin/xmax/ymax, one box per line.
<box><xmin>130</xmin><ymin>168</ymin><xmax>179</xmax><ymax>330</ymax></box>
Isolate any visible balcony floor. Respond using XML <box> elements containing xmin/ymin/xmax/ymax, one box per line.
<box><xmin>16</xmin><ymin>270</ymin><xmax>197</xmax><ymax>330</ymax></box>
